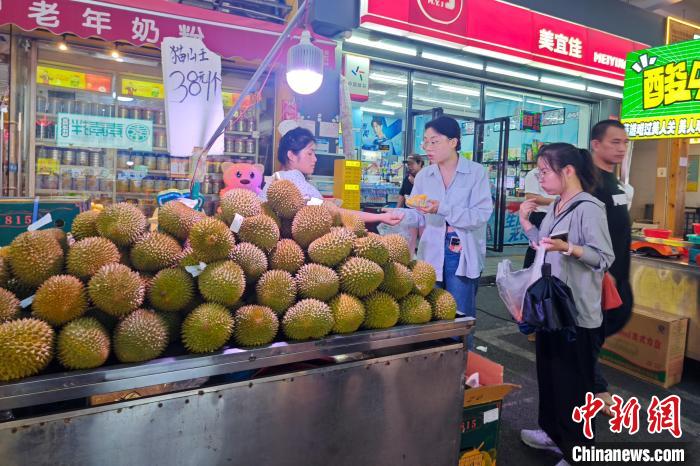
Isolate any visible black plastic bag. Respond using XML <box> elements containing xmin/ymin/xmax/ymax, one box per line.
<box><xmin>522</xmin><ymin>263</ymin><xmax>578</xmax><ymax>340</ymax></box>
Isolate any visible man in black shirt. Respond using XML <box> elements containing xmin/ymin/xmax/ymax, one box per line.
<box><xmin>590</xmin><ymin>119</ymin><xmax>634</xmax><ymax>413</ymax></box>
<box><xmin>397</xmin><ymin>155</ymin><xmax>424</xmax><ymax>207</ymax></box>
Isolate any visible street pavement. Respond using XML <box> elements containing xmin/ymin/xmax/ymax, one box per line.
<box><xmin>473</xmin><ymin>284</ymin><xmax>699</xmax><ymax>466</ymax></box>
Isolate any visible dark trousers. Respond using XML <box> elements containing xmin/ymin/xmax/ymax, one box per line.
<box><xmin>537</xmin><ymin>326</ymin><xmax>605</xmax><ymax>463</ymax></box>
<box><xmin>593</xmin><ymin>279</ymin><xmax>634</xmax><ymax>393</ymax></box>
<box><xmin>523</xmin><ymin>212</ymin><xmax>547</xmax><ymax>268</ymax></box>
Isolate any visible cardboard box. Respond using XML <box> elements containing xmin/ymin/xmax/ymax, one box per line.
<box><xmin>459</xmin><ymin>351</ymin><xmax>519</xmax><ymax>466</ymax></box>
<box><xmin>0</xmin><ymin>197</ymin><xmax>88</xmax><ymax>246</ymax></box>
<box><xmin>600</xmin><ymin>308</ymin><xmax>688</xmax><ymax>388</ymax></box>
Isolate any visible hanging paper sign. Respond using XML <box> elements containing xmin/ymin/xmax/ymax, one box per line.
<box><xmin>161</xmin><ymin>36</ymin><xmax>225</xmax><ymax>157</ymax></box>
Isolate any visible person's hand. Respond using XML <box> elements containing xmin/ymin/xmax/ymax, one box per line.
<box><xmin>380</xmin><ymin>210</ymin><xmax>404</xmax><ymax>226</ymax></box>
<box><xmin>519</xmin><ymin>199</ymin><xmax>538</xmax><ymax>223</ymax></box>
<box><xmin>417</xmin><ymin>200</ymin><xmax>439</xmax><ymax>215</ymax></box>
<box><xmin>408</xmin><ymin>174</ymin><xmax>415</xmax><ymax>184</ymax></box>
<box><xmin>539</xmin><ymin>237</ymin><xmax>568</xmax><ymax>253</ymax></box>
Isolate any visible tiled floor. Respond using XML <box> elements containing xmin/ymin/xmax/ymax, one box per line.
<box><xmin>483</xmin><ymin>245</ymin><xmax>529</xmax><ymax>278</ymax></box>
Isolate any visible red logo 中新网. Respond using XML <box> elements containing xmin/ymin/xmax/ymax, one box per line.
<box><xmin>416</xmin><ymin>0</ymin><xmax>464</xmax><ymax>25</ymax></box>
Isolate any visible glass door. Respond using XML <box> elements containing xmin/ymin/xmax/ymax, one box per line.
<box><xmin>475</xmin><ymin>117</ymin><xmax>509</xmax><ymax>252</ymax></box>
<box><xmin>411</xmin><ymin>108</ymin><xmax>479</xmax><ymax>160</ymax></box>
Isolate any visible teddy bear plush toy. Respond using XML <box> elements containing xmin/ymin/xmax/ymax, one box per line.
<box><xmin>220</xmin><ymin>162</ymin><xmax>264</xmax><ymax>196</ymax></box>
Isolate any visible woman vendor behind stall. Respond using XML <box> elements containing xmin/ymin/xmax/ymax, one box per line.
<box><xmin>261</xmin><ymin>127</ymin><xmax>403</xmax><ymax>226</ymax></box>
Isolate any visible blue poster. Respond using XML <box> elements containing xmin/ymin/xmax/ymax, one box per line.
<box><xmin>361</xmin><ymin>115</ymin><xmax>403</xmax><ymax>156</ymax></box>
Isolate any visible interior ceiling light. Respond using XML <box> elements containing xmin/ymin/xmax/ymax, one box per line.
<box><xmin>421</xmin><ymin>51</ymin><xmax>483</xmax><ymax>70</ymax></box>
<box><xmin>525</xmin><ymin>99</ymin><xmax>564</xmax><ymax>109</ymax></box>
<box><xmin>58</xmin><ymin>35</ymin><xmax>68</xmax><ymax>51</ymax></box>
<box><xmin>110</xmin><ymin>47</ymin><xmax>120</xmax><ymax>59</ymax></box>
<box><xmin>586</xmin><ymin>86</ymin><xmax>623</xmax><ymax>99</ymax></box>
<box><xmin>286</xmin><ymin>30</ymin><xmax>324</xmax><ymax>95</ymax></box>
<box><xmin>540</xmin><ymin>76</ymin><xmax>586</xmax><ymax>91</ymax></box>
<box><xmin>583</xmin><ymin>73</ymin><xmax>624</xmax><ymax>87</ymax></box>
<box><xmin>407</xmin><ymin>34</ymin><xmax>463</xmax><ymax>49</ymax></box>
<box><xmin>484</xmin><ymin>91</ymin><xmax>522</xmax><ymax>102</ymax></box>
<box><xmin>368</xmin><ymin>89</ymin><xmax>387</xmax><ymax>95</ymax></box>
<box><xmin>369</xmin><ymin>72</ymin><xmax>408</xmax><ymax>85</ymax></box>
<box><xmin>345</xmin><ymin>36</ymin><xmax>416</xmax><ymax>56</ymax></box>
<box><xmin>463</xmin><ymin>46</ymin><xmax>531</xmax><ymax>65</ymax></box>
<box><xmin>529</xmin><ymin>62</ymin><xmax>583</xmax><ymax>77</ymax></box>
<box><xmin>414</xmin><ymin>96</ymin><xmax>471</xmax><ymax>109</ymax></box>
<box><xmin>485</xmin><ymin>65</ymin><xmax>539</xmax><ymax>81</ymax></box>
<box><xmin>432</xmin><ymin>83</ymin><xmax>480</xmax><ymax>96</ymax></box>
<box><xmin>360</xmin><ymin>106</ymin><xmax>394</xmax><ymax>115</ymax></box>
<box><xmin>380</xmin><ymin>100</ymin><xmax>403</xmax><ymax>108</ymax></box>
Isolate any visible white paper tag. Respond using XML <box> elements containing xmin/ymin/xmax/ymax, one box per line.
<box><xmin>177</xmin><ymin>198</ymin><xmax>198</xmax><ymax>209</ymax></box>
<box><xmin>185</xmin><ymin>262</ymin><xmax>207</xmax><ymax>277</ymax></box>
<box><xmin>230</xmin><ymin>213</ymin><xmax>244</xmax><ymax>233</ymax></box>
<box><xmin>27</xmin><ymin>213</ymin><xmax>52</xmax><ymax>232</ymax></box>
<box><xmin>612</xmin><ymin>193</ymin><xmax>629</xmax><ymax>207</ymax></box>
<box><xmin>20</xmin><ymin>295</ymin><xmax>35</xmax><ymax>308</ymax></box>
<box><xmin>680</xmin><ymin>157</ymin><xmax>688</xmax><ymax>167</ymax></box>
<box><xmin>307</xmin><ymin>197</ymin><xmax>324</xmax><ymax>206</ymax></box>
<box><xmin>483</xmin><ymin>408</ymin><xmax>499</xmax><ymax>424</ymax></box>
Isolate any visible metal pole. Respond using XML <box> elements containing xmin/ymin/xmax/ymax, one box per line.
<box><xmin>195</xmin><ymin>0</ymin><xmax>313</xmax><ymax>166</ymax></box>
<box><xmin>0</xmin><ymin>108</ymin><xmax>4</xmax><ymax>196</ymax></box>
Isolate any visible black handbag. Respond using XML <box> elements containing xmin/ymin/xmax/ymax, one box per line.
<box><xmin>522</xmin><ymin>200</ymin><xmax>593</xmax><ymax>339</ymax></box>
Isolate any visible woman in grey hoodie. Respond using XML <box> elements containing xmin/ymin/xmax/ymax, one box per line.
<box><xmin>517</xmin><ymin>143</ymin><xmax>615</xmax><ymax>466</ymax></box>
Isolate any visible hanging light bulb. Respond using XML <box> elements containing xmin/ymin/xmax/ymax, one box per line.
<box><xmin>110</xmin><ymin>47</ymin><xmax>120</xmax><ymax>59</ymax></box>
<box><xmin>286</xmin><ymin>30</ymin><xmax>324</xmax><ymax>95</ymax></box>
<box><xmin>58</xmin><ymin>35</ymin><xmax>68</xmax><ymax>51</ymax></box>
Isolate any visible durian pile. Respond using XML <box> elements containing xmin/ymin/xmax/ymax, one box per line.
<box><xmin>0</xmin><ymin>180</ymin><xmax>456</xmax><ymax>382</ymax></box>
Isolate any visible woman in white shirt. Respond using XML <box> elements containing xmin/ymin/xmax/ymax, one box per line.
<box><xmin>261</xmin><ymin>127</ymin><xmax>402</xmax><ymax>226</ymax></box>
<box><xmin>402</xmin><ymin>116</ymin><xmax>493</xmax><ymax>349</ymax></box>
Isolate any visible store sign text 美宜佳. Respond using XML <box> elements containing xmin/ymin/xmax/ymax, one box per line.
<box><xmin>360</xmin><ymin>0</ymin><xmax>647</xmax><ymax>83</ymax></box>
<box><xmin>56</xmin><ymin>113</ymin><xmax>153</xmax><ymax>151</ymax></box>
<box><xmin>621</xmin><ymin>40</ymin><xmax>700</xmax><ymax>140</ymax></box>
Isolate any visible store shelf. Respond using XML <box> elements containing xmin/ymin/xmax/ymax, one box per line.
<box><xmin>225</xmin><ymin>130</ymin><xmax>258</xmax><ymax>137</ymax></box>
<box><xmin>55</xmin><ymin>165</ymin><xmax>111</xmax><ymax>171</ymax></box>
<box><xmin>222</xmin><ymin>152</ymin><xmax>256</xmax><ymax>157</ymax></box>
<box><xmin>36</xmin><ymin>189</ymin><xmax>112</xmax><ymax>196</ymax></box>
<box><xmin>116</xmin><ymin>192</ymin><xmax>160</xmax><ymax>198</ymax></box>
<box><xmin>116</xmin><ymin>168</ymin><xmax>170</xmax><ymax>175</ymax></box>
<box><xmin>37</xmin><ymin>83</ymin><xmax>110</xmax><ymax>96</ymax></box>
<box><xmin>153</xmin><ymin>147</ymin><xmax>170</xmax><ymax>153</ymax></box>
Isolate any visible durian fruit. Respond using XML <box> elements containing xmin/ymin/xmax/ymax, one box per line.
<box><xmin>353</xmin><ymin>234</ymin><xmax>390</xmax><ymax>266</ymax></box>
<box><xmin>70</xmin><ymin>210</ymin><xmax>100</xmax><ymax>240</ymax></box>
<box><xmin>266</xmin><ymin>180</ymin><xmax>306</xmax><ymax>219</ymax></box>
<box><xmin>219</xmin><ymin>188</ymin><xmax>262</xmax><ymax>224</ymax></box>
<box><xmin>363</xmin><ymin>291</ymin><xmax>400</xmax><ymax>329</ymax></box>
<box><xmin>113</xmin><ymin>309</ymin><xmax>168</xmax><ymax>363</ymax></box>
<box><xmin>0</xmin><ymin>318</ymin><xmax>54</xmax><ymax>381</ymax></box>
<box><xmin>96</xmin><ymin>202</ymin><xmax>147</xmax><ymax>247</ymax></box>
<box><xmin>339</xmin><ymin>212</ymin><xmax>367</xmax><ymax>238</ymax></box>
<box><xmin>40</xmin><ymin>228</ymin><xmax>69</xmax><ymax>253</ymax></box>
<box><xmin>0</xmin><ymin>288</ymin><xmax>20</xmax><ymax>322</ymax></box>
<box><xmin>261</xmin><ymin>202</ymin><xmax>281</xmax><ymax>227</ymax></box>
<box><xmin>32</xmin><ymin>275</ymin><xmax>88</xmax><ymax>326</ymax></box>
<box><xmin>0</xmin><ymin>256</ymin><xmax>9</xmax><ymax>288</ymax></box>
<box><xmin>148</xmin><ymin>268</ymin><xmax>195</xmax><ymax>312</ymax></box>
<box><xmin>88</xmin><ymin>263</ymin><xmax>145</xmax><ymax>317</ymax></box>
<box><xmin>291</xmin><ymin>205</ymin><xmax>333</xmax><ymax>248</ymax></box>
<box><xmin>198</xmin><ymin>261</ymin><xmax>246</xmax><ymax>307</ymax></box>
<box><xmin>157</xmin><ymin>311</ymin><xmax>183</xmax><ymax>343</ymax></box>
<box><xmin>382</xmin><ymin>234</ymin><xmax>412</xmax><ymax>266</ymax></box>
<box><xmin>181</xmin><ymin>303</ymin><xmax>234</xmax><ymax>353</ymax></box>
<box><xmin>178</xmin><ymin>247</ymin><xmax>203</xmax><ymax>269</ymax></box>
<box><xmin>230</xmin><ymin>242</ymin><xmax>268</xmax><ymax>283</ymax></box>
<box><xmin>398</xmin><ymin>294</ymin><xmax>432</xmax><ymax>325</ymax></box>
<box><xmin>427</xmin><ymin>288</ymin><xmax>458</xmax><ymax>321</ymax></box>
<box><xmin>379</xmin><ymin>262</ymin><xmax>415</xmax><ymax>299</ymax></box>
<box><xmin>188</xmin><ymin>217</ymin><xmax>236</xmax><ymax>263</ymax></box>
<box><xmin>233</xmin><ymin>305</ymin><xmax>279</xmax><ymax>347</ymax></box>
<box><xmin>129</xmin><ymin>231</ymin><xmax>182</xmax><ymax>273</ymax></box>
<box><xmin>282</xmin><ymin>299</ymin><xmax>334</xmax><ymax>340</ymax></box>
<box><xmin>411</xmin><ymin>260</ymin><xmax>437</xmax><ymax>297</ymax></box>
<box><xmin>256</xmin><ymin>270</ymin><xmax>296</xmax><ymax>315</ymax></box>
<box><xmin>7</xmin><ymin>230</ymin><xmax>64</xmax><ymax>288</ymax></box>
<box><xmin>66</xmin><ymin>237</ymin><xmax>121</xmax><ymax>280</ymax></box>
<box><xmin>158</xmin><ymin>201</ymin><xmax>205</xmax><ymax>241</ymax></box>
<box><xmin>329</xmin><ymin>293</ymin><xmax>365</xmax><ymax>334</ymax></box>
<box><xmin>295</xmin><ymin>263</ymin><xmax>339</xmax><ymax>301</ymax></box>
<box><xmin>338</xmin><ymin>257</ymin><xmax>384</xmax><ymax>298</ymax></box>
<box><xmin>57</xmin><ymin>317</ymin><xmax>110</xmax><ymax>369</ymax></box>
<box><xmin>269</xmin><ymin>239</ymin><xmax>305</xmax><ymax>274</ymax></box>
<box><xmin>308</xmin><ymin>229</ymin><xmax>354</xmax><ymax>266</ymax></box>
<box><xmin>238</xmin><ymin>215</ymin><xmax>280</xmax><ymax>252</ymax></box>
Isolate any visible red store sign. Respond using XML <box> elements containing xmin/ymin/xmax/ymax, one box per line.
<box><xmin>361</xmin><ymin>0</ymin><xmax>648</xmax><ymax>83</ymax></box>
<box><xmin>1</xmin><ymin>0</ymin><xmax>335</xmax><ymax>66</ymax></box>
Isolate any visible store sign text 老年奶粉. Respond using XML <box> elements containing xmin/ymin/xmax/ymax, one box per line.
<box><xmin>621</xmin><ymin>40</ymin><xmax>700</xmax><ymax>140</ymax></box>
<box><xmin>56</xmin><ymin>113</ymin><xmax>153</xmax><ymax>151</ymax></box>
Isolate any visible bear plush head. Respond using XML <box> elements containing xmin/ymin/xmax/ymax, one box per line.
<box><xmin>220</xmin><ymin>162</ymin><xmax>264</xmax><ymax>196</ymax></box>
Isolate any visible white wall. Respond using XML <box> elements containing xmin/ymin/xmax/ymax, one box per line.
<box><xmin>628</xmin><ymin>140</ymin><xmax>658</xmax><ymax>222</ymax></box>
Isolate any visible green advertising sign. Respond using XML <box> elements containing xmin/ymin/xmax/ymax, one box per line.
<box><xmin>621</xmin><ymin>39</ymin><xmax>700</xmax><ymax>140</ymax></box>
<box><xmin>56</xmin><ymin>113</ymin><xmax>153</xmax><ymax>151</ymax></box>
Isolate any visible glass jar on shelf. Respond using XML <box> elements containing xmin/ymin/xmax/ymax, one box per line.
<box><xmin>116</xmin><ymin>178</ymin><xmax>129</xmax><ymax>193</ymax></box>
<box><xmin>234</xmin><ymin>137</ymin><xmax>245</xmax><ymax>154</ymax></box>
<box><xmin>73</xmin><ymin>173</ymin><xmax>87</xmax><ymax>191</ymax></box>
<box><xmin>130</xmin><ymin>152</ymin><xmax>143</xmax><ymax>167</ymax></box>
<box><xmin>60</xmin><ymin>171</ymin><xmax>72</xmax><ymax>190</ymax></box>
<box><xmin>130</xmin><ymin>178</ymin><xmax>143</xmax><ymax>193</ymax></box>
<box><xmin>86</xmin><ymin>174</ymin><xmax>99</xmax><ymax>192</ymax></box>
<box><xmin>157</xmin><ymin>153</ymin><xmax>170</xmax><ymax>171</ymax></box>
<box><xmin>100</xmin><ymin>177</ymin><xmax>114</xmax><ymax>193</ymax></box>
<box><xmin>76</xmin><ymin>150</ymin><xmax>90</xmax><ymax>166</ymax></box>
<box><xmin>117</xmin><ymin>151</ymin><xmax>130</xmax><ymax>169</ymax></box>
<box><xmin>89</xmin><ymin>151</ymin><xmax>102</xmax><ymax>167</ymax></box>
<box><xmin>142</xmin><ymin>177</ymin><xmax>156</xmax><ymax>193</ymax></box>
<box><xmin>61</xmin><ymin>149</ymin><xmax>75</xmax><ymax>166</ymax></box>
<box><xmin>45</xmin><ymin>174</ymin><xmax>59</xmax><ymax>190</ymax></box>
<box><xmin>143</xmin><ymin>153</ymin><xmax>158</xmax><ymax>170</ymax></box>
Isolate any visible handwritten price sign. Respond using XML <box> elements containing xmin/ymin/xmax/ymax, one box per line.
<box><xmin>161</xmin><ymin>36</ymin><xmax>225</xmax><ymax>157</ymax></box>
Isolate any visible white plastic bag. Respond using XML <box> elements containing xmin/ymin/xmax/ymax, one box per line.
<box><xmin>495</xmin><ymin>246</ymin><xmax>545</xmax><ymax>322</ymax></box>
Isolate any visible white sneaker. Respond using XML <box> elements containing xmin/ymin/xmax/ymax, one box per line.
<box><xmin>520</xmin><ymin>429</ymin><xmax>563</xmax><ymax>454</ymax></box>
<box><xmin>555</xmin><ymin>459</ymin><xmax>572</xmax><ymax>466</ymax></box>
